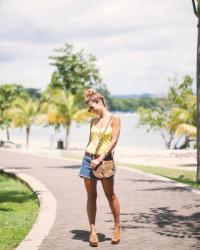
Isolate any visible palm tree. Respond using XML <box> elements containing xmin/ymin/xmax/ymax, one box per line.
<box><xmin>137</xmin><ymin>106</ymin><xmax>177</xmax><ymax>149</ymax></box>
<box><xmin>168</xmin><ymin>108</ymin><xmax>196</xmax><ymax>149</ymax></box>
<box><xmin>170</xmin><ymin>94</ymin><xmax>196</xmax><ymax>149</ymax></box>
<box><xmin>176</xmin><ymin>124</ymin><xmax>197</xmax><ymax>137</ymax></box>
<box><xmin>137</xmin><ymin>92</ymin><xmax>196</xmax><ymax>149</ymax></box>
<box><xmin>0</xmin><ymin>109</ymin><xmax>12</xmax><ymax>141</ymax></box>
<box><xmin>0</xmin><ymin>84</ymin><xmax>27</xmax><ymax>141</ymax></box>
<box><xmin>9</xmin><ymin>98</ymin><xmax>48</xmax><ymax>149</ymax></box>
<box><xmin>46</xmin><ymin>89</ymin><xmax>92</xmax><ymax>149</ymax></box>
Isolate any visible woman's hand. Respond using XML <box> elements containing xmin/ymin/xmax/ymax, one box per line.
<box><xmin>90</xmin><ymin>159</ymin><xmax>101</xmax><ymax>169</ymax></box>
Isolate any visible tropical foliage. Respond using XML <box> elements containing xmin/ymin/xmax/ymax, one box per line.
<box><xmin>0</xmin><ymin>84</ymin><xmax>28</xmax><ymax>140</ymax></box>
<box><xmin>8</xmin><ymin>98</ymin><xmax>48</xmax><ymax>149</ymax></box>
<box><xmin>0</xmin><ymin>43</ymin><xmax>197</xmax><ymax>152</ymax></box>
<box><xmin>137</xmin><ymin>75</ymin><xmax>196</xmax><ymax>149</ymax></box>
<box><xmin>48</xmin><ymin>43</ymin><xmax>108</xmax><ymax>96</ymax></box>
<box><xmin>43</xmin><ymin>89</ymin><xmax>92</xmax><ymax>149</ymax></box>
<box><xmin>110</xmin><ymin>96</ymin><xmax>158</xmax><ymax>112</ymax></box>
<box><xmin>45</xmin><ymin>43</ymin><xmax>109</xmax><ymax>147</ymax></box>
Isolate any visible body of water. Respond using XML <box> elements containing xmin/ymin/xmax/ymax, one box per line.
<box><xmin>0</xmin><ymin>113</ymin><xmax>174</xmax><ymax>150</ymax></box>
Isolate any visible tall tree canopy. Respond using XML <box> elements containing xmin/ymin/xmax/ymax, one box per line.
<box><xmin>48</xmin><ymin>43</ymin><xmax>108</xmax><ymax>97</ymax></box>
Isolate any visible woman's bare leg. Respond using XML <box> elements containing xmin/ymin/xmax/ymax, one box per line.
<box><xmin>84</xmin><ymin>178</ymin><xmax>97</xmax><ymax>233</ymax></box>
<box><xmin>101</xmin><ymin>178</ymin><xmax>120</xmax><ymax>229</ymax></box>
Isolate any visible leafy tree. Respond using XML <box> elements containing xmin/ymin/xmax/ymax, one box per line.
<box><xmin>45</xmin><ymin>43</ymin><xmax>112</xmax><ymax>148</ymax></box>
<box><xmin>9</xmin><ymin>98</ymin><xmax>48</xmax><ymax>149</ymax></box>
<box><xmin>109</xmin><ymin>96</ymin><xmax>158</xmax><ymax>112</ymax></box>
<box><xmin>43</xmin><ymin>89</ymin><xmax>92</xmax><ymax>149</ymax></box>
<box><xmin>172</xmin><ymin>94</ymin><xmax>197</xmax><ymax>149</ymax></box>
<box><xmin>25</xmin><ymin>88</ymin><xmax>41</xmax><ymax>100</ymax></box>
<box><xmin>137</xmin><ymin>75</ymin><xmax>196</xmax><ymax>149</ymax></box>
<box><xmin>137</xmin><ymin>96</ymin><xmax>158</xmax><ymax>110</ymax></box>
<box><xmin>109</xmin><ymin>98</ymin><xmax>132</xmax><ymax>112</ymax></box>
<box><xmin>137</xmin><ymin>107</ymin><xmax>174</xmax><ymax>149</ymax></box>
<box><xmin>167</xmin><ymin>75</ymin><xmax>193</xmax><ymax>108</ymax></box>
<box><xmin>48</xmin><ymin>43</ymin><xmax>106</xmax><ymax>95</ymax></box>
<box><xmin>167</xmin><ymin>75</ymin><xmax>196</xmax><ymax>148</ymax></box>
<box><xmin>155</xmin><ymin>97</ymin><xmax>171</xmax><ymax>111</ymax></box>
<box><xmin>0</xmin><ymin>84</ymin><xmax>27</xmax><ymax>140</ymax></box>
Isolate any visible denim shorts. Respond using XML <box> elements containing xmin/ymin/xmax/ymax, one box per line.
<box><xmin>79</xmin><ymin>154</ymin><xmax>115</xmax><ymax>180</ymax></box>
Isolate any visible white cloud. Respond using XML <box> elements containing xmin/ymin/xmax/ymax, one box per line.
<box><xmin>0</xmin><ymin>0</ymin><xmax>197</xmax><ymax>95</ymax></box>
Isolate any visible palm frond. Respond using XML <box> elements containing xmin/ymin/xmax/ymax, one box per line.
<box><xmin>73</xmin><ymin>108</ymin><xmax>94</xmax><ymax>123</ymax></box>
<box><xmin>175</xmin><ymin>123</ymin><xmax>197</xmax><ymax>138</ymax></box>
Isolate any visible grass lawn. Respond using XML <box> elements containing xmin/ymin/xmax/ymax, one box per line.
<box><xmin>0</xmin><ymin>172</ymin><xmax>39</xmax><ymax>250</ymax></box>
<box><xmin>117</xmin><ymin>162</ymin><xmax>200</xmax><ymax>189</ymax></box>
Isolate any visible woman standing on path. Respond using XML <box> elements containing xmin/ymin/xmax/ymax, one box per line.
<box><xmin>79</xmin><ymin>89</ymin><xmax>121</xmax><ymax>247</ymax></box>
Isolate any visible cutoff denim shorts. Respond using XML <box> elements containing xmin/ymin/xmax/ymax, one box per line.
<box><xmin>79</xmin><ymin>154</ymin><xmax>115</xmax><ymax>180</ymax></box>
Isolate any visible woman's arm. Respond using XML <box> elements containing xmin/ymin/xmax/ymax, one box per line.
<box><xmin>97</xmin><ymin>115</ymin><xmax>121</xmax><ymax>162</ymax></box>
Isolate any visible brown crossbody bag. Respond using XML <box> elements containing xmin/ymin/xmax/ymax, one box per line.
<box><xmin>91</xmin><ymin>116</ymin><xmax>115</xmax><ymax>178</ymax></box>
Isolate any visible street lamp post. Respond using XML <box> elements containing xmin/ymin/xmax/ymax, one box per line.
<box><xmin>192</xmin><ymin>0</ymin><xmax>200</xmax><ymax>183</ymax></box>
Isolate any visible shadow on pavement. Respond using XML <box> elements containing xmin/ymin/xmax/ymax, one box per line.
<box><xmin>111</xmin><ymin>207</ymin><xmax>200</xmax><ymax>241</ymax></box>
<box><xmin>70</xmin><ymin>229</ymin><xmax>110</xmax><ymax>242</ymax></box>
<box><xmin>139</xmin><ymin>186</ymin><xmax>192</xmax><ymax>192</ymax></box>
<box><xmin>0</xmin><ymin>166</ymin><xmax>32</xmax><ymax>170</ymax></box>
<box><xmin>122</xmin><ymin>178</ymin><xmax>171</xmax><ymax>183</ymax></box>
<box><xmin>46</xmin><ymin>165</ymin><xmax>81</xmax><ymax>169</ymax></box>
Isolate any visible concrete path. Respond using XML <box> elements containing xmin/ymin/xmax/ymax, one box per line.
<box><xmin>0</xmin><ymin>149</ymin><xmax>200</xmax><ymax>250</ymax></box>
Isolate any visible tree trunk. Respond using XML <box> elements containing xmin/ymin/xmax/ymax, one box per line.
<box><xmin>6</xmin><ymin>126</ymin><xmax>10</xmax><ymax>141</ymax></box>
<box><xmin>178</xmin><ymin>136</ymin><xmax>190</xmax><ymax>149</ymax></box>
<box><xmin>26</xmin><ymin>126</ymin><xmax>30</xmax><ymax>149</ymax></box>
<box><xmin>65</xmin><ymin>125</ymin><xmax>70</xmax><ymax>149</ymax></box>
<box><xmin>197</xmin><ymin>17</ymin><xmax>200</xmax><ymax>183</ymax></box>
<box><xmin>173</xmin><ymin>135</ymin><xmax>183</xmax><ymax>149</ymax></box>
<box><xmin>160</xmin><ymin>132</ymin><xmax>173</xmax><ymax>149</ymax></box>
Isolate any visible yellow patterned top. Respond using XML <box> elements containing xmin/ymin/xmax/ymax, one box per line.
<box><xmin>86</xmin><ymin>123</ymin><xmax>112</xmax><ymax>155</ymax></box>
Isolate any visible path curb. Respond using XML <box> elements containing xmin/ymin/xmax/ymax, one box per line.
<box><xmin>7</xmin><ymin>148</ymin><xmax>199</xmax><ymax>196</ymax></box>
<box><xmin>121</xmin><ymin>166</ymin><xmax>200</xmax><ymax>196</ymax></box>
<box><xmin>0</xmin><ymin>167</ymin><xmax>57</xmax><ymax>250</ymax></box>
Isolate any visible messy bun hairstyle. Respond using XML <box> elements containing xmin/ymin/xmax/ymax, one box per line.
<box><xmin>84</xmin><ymin>88</ymin><xmax>107</xmax><ymax>107</ymax></box>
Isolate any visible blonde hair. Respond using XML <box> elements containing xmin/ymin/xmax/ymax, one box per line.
<box><xmin>84</xmin><ymin>88</ymin><xmax>106</xmax><ymax>106</ymax></box>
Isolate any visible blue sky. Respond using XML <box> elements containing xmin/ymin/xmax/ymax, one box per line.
<box><xmin>0</xmin><ymin>0</ymin><xmax>197</xmax><ymax>96</ymax></box>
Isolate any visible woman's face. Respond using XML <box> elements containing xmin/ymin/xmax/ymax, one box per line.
<box><xmin>87</xmin><ymin>100</ymin><xmax>102</xmax><ymax>114</ymax></box>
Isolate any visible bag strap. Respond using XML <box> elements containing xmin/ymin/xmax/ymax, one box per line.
<box><xmin>93</xmin><ymin>115</ymin><xmax>112</xmax><ymax>156</ymax></box>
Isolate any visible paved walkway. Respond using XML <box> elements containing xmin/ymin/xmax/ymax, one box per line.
<box><xmin>20</xmin><ymin>147</ymin><xmax>197</xmax><ymax>171</ymax></box>
<box><xmin>0</xmin><ymin>149</ymin><xmax>200</xmax><ymax>250</ymax></box>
